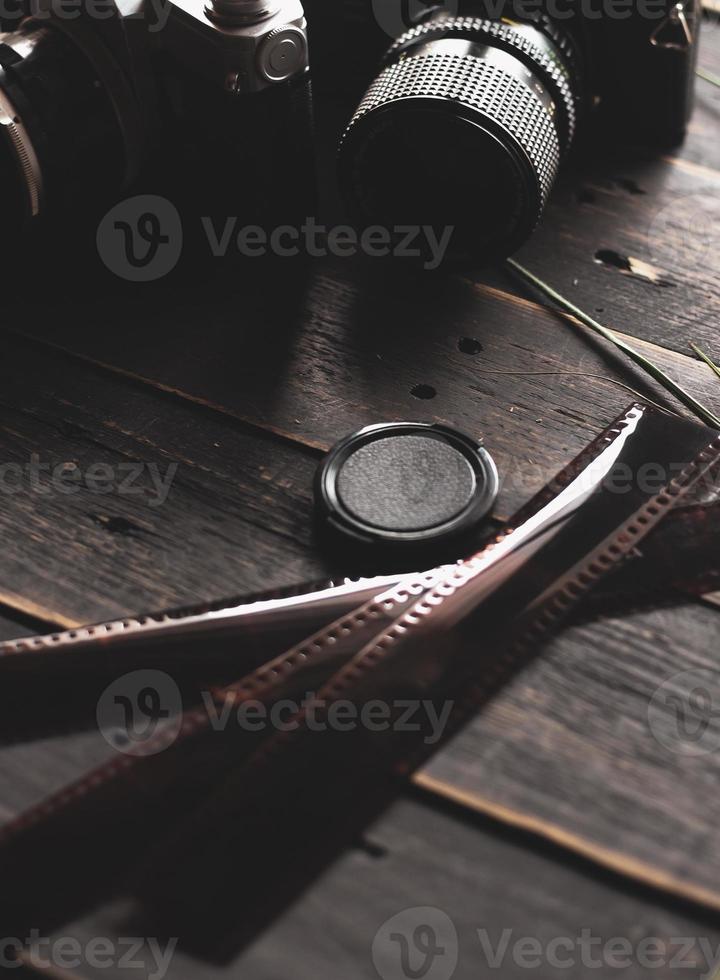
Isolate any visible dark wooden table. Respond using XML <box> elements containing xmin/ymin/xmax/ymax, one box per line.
<box><xmin>1</xmin><ymin>18</ymin><xmax>720</xmax><ymax>980</ymax></box>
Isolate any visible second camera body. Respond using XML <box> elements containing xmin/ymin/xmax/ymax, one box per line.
<box><xmin>0</xmin><ymin>0</ymin><xmax>315</xmax><ymax>242</ymax></box>
<box><xmin>305</xmin><ymin>0</ymin><xmax>700</xmax><ymax>262</ymax></box>
<box><xmin>0</xmin><ymin>0</ymin><xmax>701</xmax><ymax>265</ymax></box>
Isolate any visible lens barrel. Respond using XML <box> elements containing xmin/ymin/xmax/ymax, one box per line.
<box><xmin>339</xmin><ymin>17</ymin><xmax>580</xmax><ymax>263</ymax></box>
<box><xmin>0</xmin><ymin>22</ymin><xmax>127</xmax><ymax>236</ymax></box>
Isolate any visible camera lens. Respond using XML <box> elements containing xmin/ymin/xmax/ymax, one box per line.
<box><xmin>338</xmin><ymin>17</ymin><xmax>580</xmax><ymax>263</ymax></box>
<box><xmin>0</xmin><ymin>22</ymin><xmax>131</xmax><ymax>235</ymax></box>
<box><xmin>0</xmin><ymin>107</ymin><xmax>27</xmax><ymax>233</ymax></box>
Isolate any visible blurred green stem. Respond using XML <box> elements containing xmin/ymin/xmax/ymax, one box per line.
<box><xmin>697</xmin><ymin>67</ymin><xmax>720</xmax><ymax>88</ymax></box>
<box><xmin>506</xmin><ymin>258</ymin><xmax>720</xmax><ymax>430</ymax></box>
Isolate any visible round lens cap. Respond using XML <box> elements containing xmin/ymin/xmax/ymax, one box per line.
<box><xmin>315</xmin><ymin>422</ymin><xmax>499</xmax><ymax>554</ymax></box>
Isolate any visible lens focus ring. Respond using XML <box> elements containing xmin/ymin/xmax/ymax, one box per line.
<box><xmin>386</xmin><ymin>17</ymin><xmax>577</xmax><ymax>147</ymax></box>
<box><xmin>344</xmin><ymin>50</ymin><xmax>561</xmax><ymax>211</ymax></box>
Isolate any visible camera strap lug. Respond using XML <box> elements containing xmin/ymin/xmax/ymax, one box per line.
<box><xmin>650</xmin><ymin>1</ymin><xmax>694</xmax><ymax>50</ymax></box>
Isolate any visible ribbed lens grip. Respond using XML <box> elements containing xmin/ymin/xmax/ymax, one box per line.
<box><xmin>343</xmin><ymin>49</ymin><xmax>562</xmax><ymax>213</ymax></box>
<box><xmin>385</xmin><ymin>16</ymin><xmax>578</xmax><ymax>146</ymax></box>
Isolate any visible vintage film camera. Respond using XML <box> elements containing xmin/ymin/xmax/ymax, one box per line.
<box><xmin>0</xmin><ymin>0</ymin><xmax>315</xmax><ymax>241</ymax></box>
<box><xmin>304</xmin><ymin>0</ymin><xmax>700</xmax><ymax>261</ymax></box>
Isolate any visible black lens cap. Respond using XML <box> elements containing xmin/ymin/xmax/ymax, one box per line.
<box><xmin>315</xmin><ymin>422</ymin><xmax>498</xmax><ymax>558</ymax></box>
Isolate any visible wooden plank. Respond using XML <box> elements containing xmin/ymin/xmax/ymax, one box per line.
<box><xmin>489</xmin><ymin>131</ymin><xmax>720</xmax><ymax>359</ymax></box>
<box><xmin>497</xmin><ymin>154</ymin><xmax>720</xmax><ymax>357</ymax></box>
<box><xmin>418</xmin><ymin>600</ymin><xmax>720</xmax><ymax>912</ymax></box>
<box><xmin>0</xmin><ymin>335</ymin><xmax>718</xmax><ymax>915</ymax></box>
<box><xmin>0</xmin><ymin>728</ymin><xmax>112</xmax><ymax>827</ymax></box>
<box><xmin>2</xmin><ymin>297</ymin><xmax>720</xmax><ymax>913</ymax></box>
<box><xmin>0</xmin><ymin>611</ymin><xmax>36</xmax><ymax>643</ymax></box>
<box><xmin>4</xmin><ymin>265</ymin><xmax>720</xmax><ymax>530</ymax></box>
<box><xmin>26</xmin><ymin>796</ymin><xmax>720</xmax><ymax>980</ymax></box>
<box><xmin>4</xmin><ymin>37</ymin><xmax>720</xmax><ymax>425</ymax></box>
<box><xmin>2</xmin><ymin>41</ymin><xmax>718</xmax><ymax>498</ymax></box>
<box><xmin>0</xmin><ymin>613</ymin><xmax>114</xmax><ymax>831</ymax></box>
<box><xmin>0</xmin><ymin>29</ymin><xmax>717</xmax><ymax>941</ymax></box>
<box><xmin>699</xmin><ymin>12</ymin><xmax>720</xmax><ymax>74</ymax></box>
<box><xmin>668</xmin><ymin>105</ymin><xmax>720</xmax><ymax>171</ymax></box>
<box><xmin>0</xmin><ymin>333</ymin><xmax>332</xmax><ymax>627</ymax></box>
<box><xmin>473</xmin><ymin>28</ymin><xmax>720</xmax><ymax>355</ymax></box>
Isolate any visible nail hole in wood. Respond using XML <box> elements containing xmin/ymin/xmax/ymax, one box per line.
<box><xmin>458</xmin><ymin>337</ymin><xmax>483</xmax><ymax>355</ymax></box>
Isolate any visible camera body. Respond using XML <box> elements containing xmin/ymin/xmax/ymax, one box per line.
<box><xmin>303</xmin><ymin>0</ymin><xmax>699</xmax><ymax>261</ymax></box>
<box><xmin>0</xmin><ymin>0</ymin><xmax>700</xmax><ymax>265</ymax></box>
<box><xmin>305</xmin><ymin>0</ymin><xmax>699</xmax><ymax>140</ymax></box>
<box><xmin>0</xmin><ymin>0</ymin><xmax>315</xmax><ymax>239</ymax></box>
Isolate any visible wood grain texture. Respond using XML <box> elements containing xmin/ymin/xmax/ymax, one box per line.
<box><xmin>0</xmin><ymin>616</ymin><xmax>114</xmax><ymax>832</ymax></box>
<box><xmin>33</xmin><ymin>797</ymin><xmax>720</xmax><ymax>980</ymax></box>
<box><xmin>504</xmin><ymin>146</ymin><xmax>720</xmax><ymax>357</ymax></box>
<box><xmin>5</xmin><ymin>265</ymin><xmax>720</xmax><ymax>527</ymax></box>
<box><xmin>479</xmin><ymin>24</ymin><xmax>720</xmax><ymax>357</ymax></box>
<box><xmin>0</xmin><ymin>333</ymin><xmax>331</xmax><ymax>626</ymax></box>
<box><xmin>419</xmin><ymin>600</ymin><xmax>720</xmax><ymax>910</ymax></box>
<box><xmin>0</xmin><ymin>287</ymin><xmax>716</xmax><ymax>631</ymax></box>
<box><xmin>0</xmin><ymin>321</ymin><xmax>719</xmax><ymax>921</ymax></box>
<box><xmin>0</xmin><ymin>727</ymin><xmax>112</xmax><ymax>827</ymax></box>
<box><xmin>0</xmin><ymin>19</ymin><xmax>718</xmax><ymax>966</ymax></box>
<box><xmin>0</xmin><ymin>612</ymin><xmax>35</xmax><ymax>643</ymax></box>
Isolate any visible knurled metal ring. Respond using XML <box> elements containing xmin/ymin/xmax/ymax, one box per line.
<box><xmin>346</xmin><ymin>52</ymin><xmax>561</xmax><ymax>206</ymax></box>
<box><xmin>0</xmin><ymin>83</ymin><xmax>43</xmax><ymax>218</ymax></box>
<box><xmin>385</xmin><ymin>16</ymin><xmax>577</xmax><ymax>148</ymax></box>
